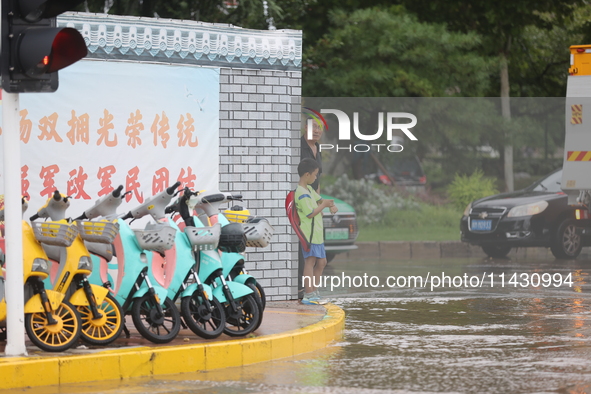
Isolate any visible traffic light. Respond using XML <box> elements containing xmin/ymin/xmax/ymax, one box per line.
<box><xmin>1</xmin><ymin>0</ymin><xmax>87</xmax><ymax>93</ymax></box>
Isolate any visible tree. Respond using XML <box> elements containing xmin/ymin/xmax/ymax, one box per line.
<box><xmin>302</xmin><ymin>8</ymin><xmax>495</xmax><ymax>178</ymax></box>
<box><xmin>399</xmin><ymin>0</ymin><xmax>583</xmax><ymax>191</ymax></box>
<box><xmin>82</xmin><ymin>0</ymin><xmax>286</xmax><ymax>28</ymax></box>
<box><xmin>303</xmin><ymin>7</ymin><xmax>492</xmax><ymax>97</ymax></box>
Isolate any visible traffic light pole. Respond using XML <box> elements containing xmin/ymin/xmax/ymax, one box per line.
<box><xmin>3</xmin><ymin>91</ymin><xmax>27</xmax><ymax>356</ymax></box>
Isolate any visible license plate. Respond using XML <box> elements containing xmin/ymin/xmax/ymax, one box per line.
<box><xmin>471</xmin><ymin>219</ymin><xmax>492</xmax><ymax>231</ymax></box>
<box><xmin>325</xmin><ymin>228</ymin><xmax>349</xmax><ymax>240</ymax></box>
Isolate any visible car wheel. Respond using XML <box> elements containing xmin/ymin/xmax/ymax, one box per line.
<box><xmin>326</xmin><ymin>253</ymin><xmax>336</xmax><ymax>264</ymax></box>
<box><xmin>551</xmin><ymin>218</ymin><xmax>582</xmax><ymax>259</ymax></box>
<box><xmin>481</xmin><ymin>245</ymin><xmax>512</xmax><ymax>258</ymax></box>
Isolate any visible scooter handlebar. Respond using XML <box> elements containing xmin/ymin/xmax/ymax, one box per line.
<box><xmin>74</xmin><ymin>212</ymin><xmax>88</xmax><ymax>221</ymax></box>
<box><xmin>188</xmin><ymin>191</ymin><xmax>244</xmax><ymax>217</ymax></box>
<box><xmin>77</xmin><ymin>185</ymin><xmax>125</xmax><ymax>220</ymax></box>
<box><xmin>112</xmin><ymin>185</ymin><xmax>124</xmax><ymax>198</ymax></box>
<box><xmin>33</xmin><ymin>190</ymin><xmax>70</xmax><ymax>221</ymax></box>
<box><xmin>126</xmin><ymin>182</ymin><xmax>181</xmax><ymax>221</ymax></box>
<box><xmin>167</xmin><ymin>181</ymin><xmax>182</xmax><ymax>196</ymax></box>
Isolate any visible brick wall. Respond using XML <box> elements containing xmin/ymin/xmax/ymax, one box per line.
<box><xmin>219</xmin><ymin>68</ymin><xmax>302</xmax><ymax>300</ymax></box>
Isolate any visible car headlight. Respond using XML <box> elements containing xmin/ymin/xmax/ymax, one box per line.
<box><xmin>507</xmin><ymin>201</ymin><xmax>548</xmax><ymax>218</ymax></box>
<box><xmin>78</xmin><ymin>256</ymin><xmax>93</xmax><ymax>271</ymax></box>
<box><xmin>463</xmin><ymin>202</ymin><xmax>472</xmax><ymax>217</ymax></box>
<box><xmin>32</xmin><ymin>258</ymin><xmax>49</xmax><ymax>274</ymax></box>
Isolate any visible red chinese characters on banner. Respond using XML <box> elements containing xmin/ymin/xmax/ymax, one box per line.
<box><xmin>38</xmin><ymin>113</ymin><xmax>63</xmax><ymax>143</ymax></box>
<box><xmin>67</xmin><ymin>166</ymin><xmax>91</xmax><ymax>200</ymax></box>
<box><xmin>21</xmin><ymin>165</ymin><xmax>30</xmax><ymax>199</ymax></box>
<box><xmin>152</xmin><ymin>168</ymin><xmax>170</xmax><ymax>195</ymax></box>
<box><xmin>151</xmin><ymin>112</ymin><xmax>170</xmax><ymax>148</ymax></box>
<box><xmin>177</xmin><ymin>167</ymin><xmax>196</xmax><ymax>190</ymax></box>
<box><xmin>126</xmin><ymin>166</ymin><xmax>144</xmax><ymax>203</ymax></box>
<box><xmin>125</xmin><ymin>110</ymin><xmax>143</xmax><ymax>149</ymax></box>
<box><xmin>39</xmin><ymin>165</ymin><xmax>60</xmax><ymax>198</ymax></box>
<box><xmin>177</xmin><ymin>113</ymin><xmax>198</xmax><ymax>147</ymax></box>
<box><xmin>97</xmin><ymin>165</ymin><xmax>116</xmax><ymax>197</ymax></box>
<box><xmin>67</xmin><ymin>110</ymin><xmax>90</xmax><ymax>145</ymax></box>
<box><xmin>20</xmin><ymin>109</ymin><xmax>33</xmax><ymax>143</ymax></box>
<box><xmin>97</xmin><ymin>109</ymin><xmax>117</xmax><ymax>147</ymax></box>
<box><xmin>16</xmin><ymin>109</ymin><xmax>209</xmax><ymax>149</ymax></box>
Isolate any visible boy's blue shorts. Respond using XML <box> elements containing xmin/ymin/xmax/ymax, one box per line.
<box><xmin>303</xmin><ymin>243</ymin><xmax>326</xmax><ymax>259</ymax></box>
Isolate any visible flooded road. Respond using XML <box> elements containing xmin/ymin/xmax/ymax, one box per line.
<box><xmin>12</xmin><ymin>255</ymin><xmax>591</xmax><ymax>393</ymax></box>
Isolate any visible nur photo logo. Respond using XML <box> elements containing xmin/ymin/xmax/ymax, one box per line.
<box><xmin>303</xmin><ymin>107</ymin><xmax>418</xmax><ymax>153</ymax></box>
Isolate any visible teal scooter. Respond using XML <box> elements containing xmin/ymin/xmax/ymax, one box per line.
<box><xmin>184</xmin><ymin>190</ymin><xmax>270</xmax><ymax>333</ymax></box>
<box><xmin>125</xmin><ymin>184</ymin><xmax>228</xmax><ymax>339</ymax></box>
<box><xmin>77</xmin><ymin>185</ymin><xmax>181</xmax><ymax>344</ymax></box>
<box><xmin>168</xmin><ymin>188</ymin><xmax>262</xmax><ymax>336</ymax></box>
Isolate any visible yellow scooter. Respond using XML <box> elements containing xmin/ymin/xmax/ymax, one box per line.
<box><xmin>0</xmin><ymin>198</ymin><xmax>82</xmax><ymax>352</ymax></box>
<box><xmin>31</xmin><ymin>191</ymin><xmax>123</xmax><ymax>346</ymax></box>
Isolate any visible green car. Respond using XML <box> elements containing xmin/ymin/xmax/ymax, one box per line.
<box><xmin>320</xmin><ymin>194</ymin><xmax>359</xmax><ymax>262</ymax></box>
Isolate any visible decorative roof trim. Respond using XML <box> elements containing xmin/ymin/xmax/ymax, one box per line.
<box><xmin>58</xmin><ymin>13</ymin><xmax>302</xmax><ymax>70</ymax></box>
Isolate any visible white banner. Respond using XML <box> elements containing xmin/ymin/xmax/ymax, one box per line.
<box><xmin>0</xmin><ymin>60</ymin><xmax>220</xmax><ymax>216</ymax></box>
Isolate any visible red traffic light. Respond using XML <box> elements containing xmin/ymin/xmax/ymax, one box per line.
<box><xmin>1</xmin><ymin>0</ymin><xmax>87</xmax><ymax>92</ymax></box>
<box><xmin>17</xmin><ymin>27</ymin><xmax>86</xmax><ymax>77</ymax></box>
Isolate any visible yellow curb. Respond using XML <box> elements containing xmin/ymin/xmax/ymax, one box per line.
<box><xmin>0</xmin><ymin>303</ymin><xmax>345</xmax><ymax>390</ymax></box>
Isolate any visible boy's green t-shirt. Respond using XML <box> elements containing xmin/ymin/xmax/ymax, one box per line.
<box><xmin>295</xmin><ymin>185</ymin><xmax>324</xmax><ymax>244</ymax></box>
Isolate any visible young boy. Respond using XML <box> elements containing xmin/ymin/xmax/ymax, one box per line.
<box><xmin>296</xmin><ymin>158</ymin><xmax>338</xmax><ymax>304</ymax></box>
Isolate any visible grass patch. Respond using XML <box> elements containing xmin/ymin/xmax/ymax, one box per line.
<box><xmin>357</xmin><ymin>225</ymin><xmax>460</xmax><ymax>242</ymax></box>
<box><xmin>356</xmin><ymin>203</ymin><xmax>462</xmax><ymax>242</ymax></box>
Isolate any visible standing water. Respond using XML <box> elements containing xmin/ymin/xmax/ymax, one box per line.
<box><xmin>5</xmin><ymin>256</ymin><xmax>591</xmax><ymax>393</ymax></box>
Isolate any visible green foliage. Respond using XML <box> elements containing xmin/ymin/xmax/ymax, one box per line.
<box><xmin>322</xmin><ymin>174</ymin><xmax>418</xmax><ymax>226</ymax></box>
<box><xmin>356</xmin><ymin>224</ymin><xmax>459</xmax><ymax>242</ymax></box>
<box><xmin>383</xmin><ymin>203</ymin><xmax>460</xmax><ymax>228</ymax></box>
<box><xmin>303</xmin><ymin>7</ymin><xmax>493</xmax><ymax>97</ymax></box>
<box><xmin>84</xmin><ymin>0</ymin><xmax>287</xmax><ymax>29</ymax></box>
<box><xmin>356</xmin><ymin>202</ymin><xmax>461</xmax><ymax>241</ymax></box>
<box><xmin>447</xmin><ymin>170</ymin><xmax>498</xmax><ymax>210</ymax></box>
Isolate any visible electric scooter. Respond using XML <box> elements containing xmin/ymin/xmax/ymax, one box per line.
<box><xmin>189</xmin><ymin>191</ymin><xmax>272</xmax><ymax>331</ymax></box>
<box><xmin>223</xmin><ymin>205</ymin><xmax>273</xmax><ymax>311</ymax></box>
<box><xmin>182</xmin><ymin>190</ymin><xmax>264</xmax><ymax>336</ymax></box>
<box><xmin>0</xmin><ymin>199</ymin><xmax>82</xmax><ymax>352</ymax></box>
<box><xmin>78</xmin><ymin>185</ymin><xmax>181</xmax><ymax>344</ymax></box>
<box><xmin>129</xmin><ymin>185</ymin><xmax>227</xmax><ymax>339</ymax></box>
<box><xmin>30</xmin><ymin>191</ymin><xmax>124</xmax><ymax>346</ymax></box>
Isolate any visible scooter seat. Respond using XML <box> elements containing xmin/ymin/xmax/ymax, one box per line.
<box><xmin>85</xmin><ymin>241</ymin><xmax>114</xmax><ymax>262</ymax></box>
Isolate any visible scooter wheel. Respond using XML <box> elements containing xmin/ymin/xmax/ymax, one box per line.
<box><xmin>131</xmin><ymin>295</ymin><xmax>180</xmax><ymax>344</ymax></box>
<box><xmin>181</xmin><ymin>293</ymin><xmax>226</xmax><ymax>339</ymax></box>
<box><xmin>255</xmin><ymin>282</ymin><xmax>266</xmax><ymax>311</ymax></box>
<box><xmin>246</xmin><ymin>283</ymin><xmax>264</xmax><ymax>331</ymax></box>
<box><xmin>78</xmin><ymin>294</ymin><xmax>124</xmax><ymax>346</ymax></box>
<box><xmin>25</xmin><ymin>300</ymin><xmax>82</xmax><ymax>352</ymax></box>
<box><xmin>223</xmin><ymin>293</ymin><xmax>260</xmax><ymax>337</ymax></box>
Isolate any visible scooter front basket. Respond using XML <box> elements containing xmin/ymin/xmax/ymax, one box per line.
<box><xmin>218</xmin><ymin>222</ymin><xmax>247</xmax><ymax>253</ymax></box>
<box><xmin>133</xmin><ymin>223</ymin><xmax>176</xmax><ymax>252</ymax></box>
<box><xmin>184</xmin><ymin>223</ymin><xmax>221</xmax><ymax>251</ymax></box>
<box><xmin>76</xmin><ymin>220</ymin><xmax>120</xmax><ymax>244</ymax></box>
<box><xmin>243</xmin><ymin>217</ymin><xmax>275</xmax><ymax>248</ymax></box>
<box><xmin>32</xmin><ymin>221</ymin><xmax>79</xmax><ymax>247</ymax></box>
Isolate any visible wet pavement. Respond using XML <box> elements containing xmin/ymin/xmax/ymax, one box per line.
<box><xmin>7</xmin><ymin>253</ymin><xmax>591</xmax><ymax>393</ymax></box>
<box><xmin>0</xmin><ymin>301</ymin><xmax>326</xmax><ymax>356</ymax></box>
